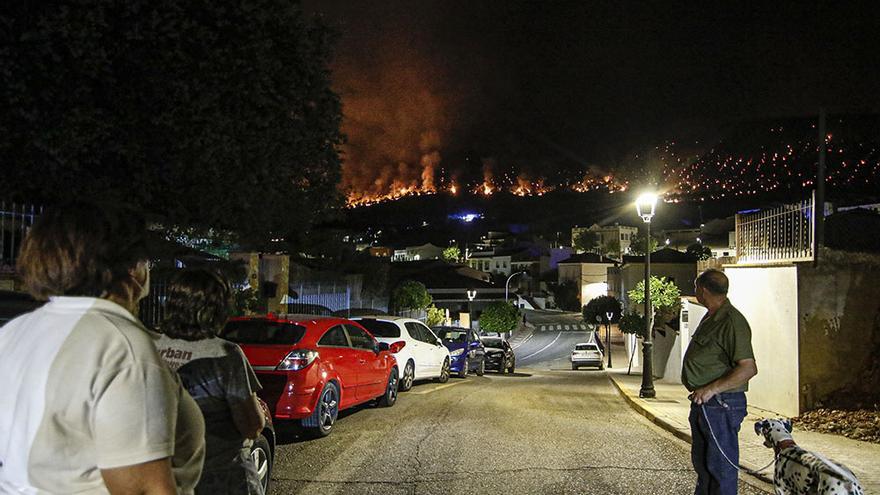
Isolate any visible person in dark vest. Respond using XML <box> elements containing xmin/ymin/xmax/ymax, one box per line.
<box><xmin>156</xmin><ymin>268</ymin><xmax>265</xmax><ymax>495</ymax></box>
<box><xmin>682</xmin><ymin>269</ymin><xmax>758</xmax><ymax>495</ymax></box>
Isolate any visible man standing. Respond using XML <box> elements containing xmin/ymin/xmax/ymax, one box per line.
<box><xmin>682</xmin><ymin>269</ymin><xmax>758</xmax><ymax>495</ymax></box>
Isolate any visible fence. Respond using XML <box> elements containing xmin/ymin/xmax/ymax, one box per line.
<box><xmin>1</xmin><ymin>202</ymin><xmax>42</xmax><ymax>275</ymax></box>
<box><xmin>735</xmin><ymin>195</ymin><xmax>815</xmax><ymax>264</ymax></box>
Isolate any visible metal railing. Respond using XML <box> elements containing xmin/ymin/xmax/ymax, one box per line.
<box><xmin>1</xmin><ymin>202</ymin><xmax>43</xmax><ymax>274</ymax></box>
<box><xmin>735</xmin><ymin>194</ymin><xmax>815</xmax><ymax>264</ymax></box>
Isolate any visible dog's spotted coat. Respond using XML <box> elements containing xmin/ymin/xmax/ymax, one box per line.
<box><xmin>754</xmin><ymin>418</ymin><xmax>863</xmax><ymax>495</ymax></box>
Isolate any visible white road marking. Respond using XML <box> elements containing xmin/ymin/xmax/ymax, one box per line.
<box><xmin>511</xmin><ymin>333</ymin><xmax>534</xmax><ymax>350</ymax></box>
<box><xmin>520</xmin><ymin>332</ymin><xmax>562</xmax><ymax>361</ymax></box>
<box><xmin>409</xmin><ymin>380</ymin><xmax>466</xmax><ymax>395</ymax></box>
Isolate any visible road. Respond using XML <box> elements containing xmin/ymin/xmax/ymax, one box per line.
<box><xmin>266</xmin><ymin>323</ymin><xmax>772</xmax><ymax>494</ymax></box>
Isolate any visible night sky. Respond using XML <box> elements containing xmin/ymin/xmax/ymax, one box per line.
<box><xmin>302</xmin><ymin>1</ymin><xmax>880</xmax><ymax>200</ymax></box>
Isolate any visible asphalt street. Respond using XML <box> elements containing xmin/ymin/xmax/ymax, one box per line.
<box><xmin>266</xmin><ymin>324</ymin><xmax>773</xmax><ymax>495</ymax></box>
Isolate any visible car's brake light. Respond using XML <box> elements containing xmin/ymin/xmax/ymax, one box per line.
<box><xmin>276</xmin><ymin>349</ymin><xmax>318</xmax><ymax>371</ymax></box>
<box><xmin>390</xmin><ymin>341</ymin><xmax>406</xmax><ymax>353</ymax></box>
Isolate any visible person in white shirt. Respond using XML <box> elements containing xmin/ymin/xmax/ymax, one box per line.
<box><xmin>0</xmin><ymin>203</ymin><xmax>205</xmax><ymax>494</ymax></box>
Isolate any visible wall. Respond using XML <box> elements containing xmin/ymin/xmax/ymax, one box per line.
<box><xmin>796</xmin><ymin>251</ymin><xmax>880</xmax><ymax>409</ymax></box>
<box><xmin>726</xmin><ymin>265</ymin><xmax>800</xmax><ymax>416</ymax></box>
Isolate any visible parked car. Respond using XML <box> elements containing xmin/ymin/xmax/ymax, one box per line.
<box><xmin>222</xmin><ymin>315</ymin><xmax>401</xmax><ymax>437</ymax></box>
<box><xmin>432</xmin><ymin>326</ymin><xmax>485</xmax><ymax>377</ymax></box>
<box><xmin>353</xmin><ymin>316</ymin><xmax>451</xmax><ymax>391</ymax></box>
<box><xmin>571</xmin><ymin>342</ymin><xmax>604</xmax><ymax>370</ymax></box>
<box><xmin>0</xmin><ymin>290</ymin><xmax>42</xmax><ymax>327</ymax></box>
<box><xmin>481</xmin><ymin>336</ymin><xmax>516</xmax><ymax>374</ymax></box>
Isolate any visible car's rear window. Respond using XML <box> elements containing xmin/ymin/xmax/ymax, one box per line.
<box><xmin>222</xmin><ymin>320</ymin><xmax>307</xmax><ymax>345</ymax></box>
<box><xmin>435</xmin><ymin>328</ymin><xmax>467</xmax><ymax>342</ymax></box>
<box><xmin>575</xmin><ymin>344</ymin><xmax>599</xmax><ymax>351</ymax></box>
<box><xmin>482</xmin><ymin>338</ymin><xmax>503</xmax><ymax>348</ymax></box>
<box><xmin>355</xmin><ymin>319</ymin><xmax>401</xmax><ymax>338</ymax></box>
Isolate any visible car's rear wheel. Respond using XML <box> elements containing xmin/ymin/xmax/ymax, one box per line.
<box><xmin>303</xmin><ymin>382</ymin><xmax>339</xmax><ymax>437</ymax></box>
<box><xmin>571</xmin><ymin>363</ymin><xmax>578</xmax><ymax>370</ymax></box>
<box><xmin>377</xmin><ymin>368</ymin><xmax>399</xmax><ymax>407</ymax></box>
<box><xmin>436</xmin><ymin>358</ymin><xmax>450</xmax><ymax>383</ymax></box>
<box><xmin>508</xmin><ymin>361</ymin><xmax>515</xmax><ymax>374</ymax></box>
<box><xmin>458</xmin><ymin>357</ymin><xmax>469</xmax><ymax>378</ymax></box>
<box><xmin>498</xmin><ymin>358</ymin><xmax>507</xmax><ymax>374</ymax></box>
<box><xmin>400</xmin><ymin>360</ymin><xmax>415</xmax><ymax>392</ymax></box>
<box><xmin>476</xmin><ymin>358</ymin><xmax>485</xmax><ymax>376</ymax></box>
<box><xmin>250</xmin><ymin>434</ymin><xmax>272</xmax><ymax>492</ymax></box>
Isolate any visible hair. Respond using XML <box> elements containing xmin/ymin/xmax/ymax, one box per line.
<box><xmin>695</xmin><ymin>268</ymin><xmax>729</xmax><ymax>295</ymax></box>
<box><xmin>161</xmin><ymin>268</ymin><xmax>233</xmax><ymax>341</ymax></box>
<box><xmin>17</xmin><ymin>202</ymin><xmax>149</xmax><ymax>301</ymax></box>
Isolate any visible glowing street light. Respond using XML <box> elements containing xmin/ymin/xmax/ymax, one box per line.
<box><xmin>636</xmin><ymin>192</ymin><xmax>658</xmax><ymax>399</ymax></box>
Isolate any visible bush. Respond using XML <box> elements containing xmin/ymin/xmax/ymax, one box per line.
<box><xmin>426</xmin><ymin>305</ymin><xmax>446</xmax><ymax>327</ymax></box>
<box><xmin>618</xmin><ymin>311</ymin><xmax>647</xmax><ymax>339</ymax></box>
<box><xmin>479</xmin><ymin>302</ymin><xmax>521</xmax><ymax>334</ymax></box>
<box><xmin>232</xmin><ymin>287</ymin><xmax>264</xmax><ymax>316</ymax></box>
<box><xmin>391</xmin><ymin>280</ymin><xmax>432</xmax><ymax>312</ymax></box>
<box><xmin>582</xmin><ymin>295</ymin><xmax>622</xmax><ymax>325</ymax></box>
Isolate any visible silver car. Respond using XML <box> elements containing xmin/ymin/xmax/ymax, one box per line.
<box><xmin>571</xmin><ymin>342</ymin><xmax>604</xmax><ymax>370</ymax></box>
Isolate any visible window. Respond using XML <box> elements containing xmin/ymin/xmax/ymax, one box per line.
<box><xmin>345</xmin><ymin>325</ymin><xmax>375</xmax><ymax>350</ymax></box>
<box><xmin>405</xmin><ymin>322</ymin><xmax>427</xmax><ymax>342</ymax></box>
<box><xmin>418</xmin><ymin>323</ymin><xmax>440</xmax><ymax>344</ymax></box>
<box><xmin>318</xmin><ymin>325</ymin><xmax>349</xmax><ymax>347</ymax></box>
<box><xmin>222</xmin><ymin>320</ymin><xmax>307</xmax><ymax>345</ymax></box>
<box><xmin>355</xmin><ymin>319</ymin><xmax>401</xmax><ymax>338</ymax></box>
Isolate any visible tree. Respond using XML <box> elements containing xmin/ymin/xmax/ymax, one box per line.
<box><xmin>550</xmin><ymin>280</ymin><xmax>581</xmax><ymax>312</ymax></box>
<box><xmin>391</xmin><ymin>280</ymin><xmax>432</xmax><ymax>312</ymax></box>
<box><xmin>0</xmin><ymin>0</ymin><xmax>344</xmax><ymax>248</ymax></box>
<box><xmin>479</xmin><ymin>302</ymin><xmax>521</xmax><ymax>334</ymax></box>
<box><xmin>426</xmin><ymin>305</ymin><xmax>446</xmax><ymax>327</ymax></box>
<box><xmin>686</xmin><ymin>243</ymin><xmax>712</xmax><ymax>261</ymax></box>
<box><xmin>627</xmin><ymin>276</ymin><xmax>682</xmax><ymax>327</ymax></box>
<box><xmin>629</xmin><ymin>234</ymin><xmax>661</xmax><ymax>256</ymax></box>
<box><xmin>442</xmin><ymin>246</ymin><xmax>461</xmax><ymax>263</ymax></box>
<box><xmin>582</xmin><ymin>295</ymin><xmax>622</xmax><ymax>325</ymax></box>
<box><xmin>573</xmin><ymin>230</ymin><xmax>599</xmax><ymax>253</ymax></box>
<box><xmin>602</xmin><ymin>238</ymin><xmax>621</xmax><ymax>259</ymax></box>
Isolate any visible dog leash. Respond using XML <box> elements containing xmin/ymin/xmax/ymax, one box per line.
<box><xmin>699</xmin><ymin>401</ymin><xmax>776</xmax><ymax>475</ymax></box>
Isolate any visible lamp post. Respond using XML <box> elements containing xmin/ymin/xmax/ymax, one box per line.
<box><xmin>636</xmin><ymin>192</ymin><xmax>658</xmax><ymax>398</ymax></box>
<box><xmin>505</xmin><ymin>271</ymin><xmax>526</xmax><ymax>302</ymax></box>
<box><xmin>466</xmin><ymin>289</ymin><xmax>477</xmax><ymax>329</ymax></box>
<box><xmin>605</xmin><ymin>311</ymin><xmax>614</xmax><ymax>368</ymax></box>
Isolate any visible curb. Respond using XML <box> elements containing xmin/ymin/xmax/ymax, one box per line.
<box><xmin>607</xmin><ymin>373</ymin><xmax>775</xmax><ymax>486</ymax></box>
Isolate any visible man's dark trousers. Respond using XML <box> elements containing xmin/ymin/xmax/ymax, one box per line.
<box><xmin>688</xmin><ymin>392</ymin><xmax>747</xmax><ymax>495</ymax></box>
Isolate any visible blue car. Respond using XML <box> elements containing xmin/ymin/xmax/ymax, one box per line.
<box><xmin>433</xmin><ymin>326</ymin><xmax>485</xmax><ymax>377</ymax></box>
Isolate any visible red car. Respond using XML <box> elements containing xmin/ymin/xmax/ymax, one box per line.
<box><xmin>222</xmin><ymin>315</ymin><xmax>402</xmax><ymax>437</ymax></box>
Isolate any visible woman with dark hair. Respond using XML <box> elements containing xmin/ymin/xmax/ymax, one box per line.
<box><xmin>155</xmin><ymin>268</ymin><xmax>265</xmax><ymax>495</ymax></box>
<box><xmin>0</xmin><ymin>203</ymin><xmax>205</xmax><ymax>494</ymax></box>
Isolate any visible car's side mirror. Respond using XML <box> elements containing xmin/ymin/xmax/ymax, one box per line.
<box><xmin>376</xmin><ymin>341</ymin><xmax>389</xmax><ymax>353</ymax></box>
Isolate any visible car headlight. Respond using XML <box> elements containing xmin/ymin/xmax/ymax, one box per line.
<box><xmin>450</xmin><ymin>349</ymin><xmax>464</xmax><ymax>357</ymax></box>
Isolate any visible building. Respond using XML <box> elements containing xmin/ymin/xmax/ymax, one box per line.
<box><xmin>391</xmin><ymin>243</ymin><xmax>444</xmax><ymax>262</ymax></box>
<box><xmin>660</xmin><ymin>228</ymin><xmax>701</xmax><ymax>251</ymax></box>
<box><xmin>557</xmin><ymin>253</ymin><xmax>617</xmax><ymax>306</ymax></box>
<box><xmin>571</xmin><ymin>223</ymin><xmax>639</xmax><ymax>258</ymax></box>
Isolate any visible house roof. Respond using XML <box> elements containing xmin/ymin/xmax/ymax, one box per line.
<box><xmin>622</xmin><ymin>248</ymin><xmax>696</xmax><ymax>264</ymax></box>
<box><xmin>558</xmin><ymin>252</ymin><xmax>617</xmax><ymax>264</ymax></box>
<box><xmin>390</xmin><ymin>260</ymin><xmax>495</xmax><ymax>289</ymax></box>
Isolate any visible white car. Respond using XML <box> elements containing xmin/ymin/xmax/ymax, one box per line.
<box><xmin>353</xmin><ymin>316</ymin><xmax>451</xmax><ymax>391</ymax></box>
<box><xmin>571</xmin><ymin>342</ymin><xmax>604</xmax><ymax>370</ymax></box>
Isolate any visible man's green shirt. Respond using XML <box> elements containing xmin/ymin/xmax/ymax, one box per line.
<box><xmin>681</xmin><ymin>299</ymin><xmax>755</xmax><ymax>392</ymax></box>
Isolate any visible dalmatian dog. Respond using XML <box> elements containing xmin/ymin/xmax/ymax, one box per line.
<box><xmin>754</xmin><ymin>418</ymin><xmax>863</xmax><ymax>495</ymax></box>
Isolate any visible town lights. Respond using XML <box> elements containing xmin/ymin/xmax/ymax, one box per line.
<box><xmin>635</xmin><ymin>191</ymin><xmax>658</xmax><ymax>398</ymax></box>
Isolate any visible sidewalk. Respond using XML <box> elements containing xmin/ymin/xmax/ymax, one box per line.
<box><xmin>605</xmin><ymin>343</ymin><xmax>880</xmax><ymax>492</ymax></box>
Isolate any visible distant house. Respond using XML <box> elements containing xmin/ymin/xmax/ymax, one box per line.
<box><xmin>391</xmin><ymin>243</ymin><xmax>444</xmax><ymax>262</ymax></box>
<box><xmin>571</xmin><ymin>223</ymin><xmax>639</xmax><ymax>258</ymax></box>
<box><xmin>607</xmin><ymin>248</ymin><xmax>697</xmax><ymax>311</ymax></box>
<box><xmin>467</xmin><ymin>250</ymin><xmax>513</xmax><ymax>276</ymax></box>
<box><xmin>368</xmin><ymin>246</ymin><xmax>393</xmax><ymax>258</ymax></box>
<box><xmin>467</xmin><ymin>247</ymin><xmax>549</xmax><ymax>278</ymax></box>
<box><xmin>557</xmin><ymin>253</ymin><xmax>618</xmax><ymax>306</ymax></box>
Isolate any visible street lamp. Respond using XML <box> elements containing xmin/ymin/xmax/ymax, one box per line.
<box><xmin>466</xmin><ymin>289</ymin><xmax>477</xmax><ymax>329</ymax></box>
<box><xmin>505</xmin><ymin>271</ymin><xmax>526</xmax><ymax>302</ymax></box>
<box><xmin>605</xmin><ymin>311</ymin><xmax>614</xmax><ymax>368</ymax></box>
<box><xmin>636</xmin><ymin>192</ymin><xmax>658</xmax><ymax>398</ymax></box>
